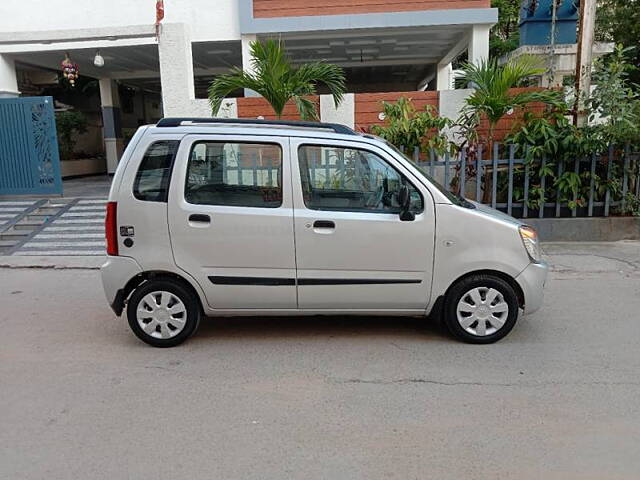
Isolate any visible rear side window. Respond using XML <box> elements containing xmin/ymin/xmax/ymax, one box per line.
<box><xmin>185</xmin><ymin>141</ymin><xmax>282</xmax><ymax>208</ymax></box>
<box><xmin>133</xmin><ymin>140</ymin><xmax>179</xmax><ymax>202</ymax></box>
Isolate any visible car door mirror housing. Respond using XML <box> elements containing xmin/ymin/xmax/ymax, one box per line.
<box><xmin>397</xmin><ymin>185</ymin><xmax>415</xmax><ymax>221</ymax></box>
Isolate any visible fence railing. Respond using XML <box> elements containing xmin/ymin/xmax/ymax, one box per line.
<box><xmin>403</xmin><ymin>144</ymin><xmax>640</xmax><ymax>219</ymax></box>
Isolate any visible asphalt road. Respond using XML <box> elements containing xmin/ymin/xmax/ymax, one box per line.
<box><xmin>1</xmin><ymin>242</ymin><xmax>640</xmax><ymax>479</ymax></box>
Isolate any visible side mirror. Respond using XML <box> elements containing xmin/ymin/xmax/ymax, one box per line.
<box><xmin>397</xmin><ymin>185</ymin><xmax>415</xmax><ymax>222</ymax></box>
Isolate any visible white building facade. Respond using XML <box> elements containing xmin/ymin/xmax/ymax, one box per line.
<box><xmin>0</xmin><ymin>0</ymin><xmax>496</xmax><ymax>171</ymax></box>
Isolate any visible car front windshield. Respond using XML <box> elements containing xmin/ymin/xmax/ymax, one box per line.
<box><xmin>382</xmin><ymin>141</ymin><xmax>474</xmax><ymax>208</ymax></box>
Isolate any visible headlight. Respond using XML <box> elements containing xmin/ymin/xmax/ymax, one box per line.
<box><xmin>519</xmin><ymin>225</ymin><xmax>541</xmax><ymax>262</ymax></box>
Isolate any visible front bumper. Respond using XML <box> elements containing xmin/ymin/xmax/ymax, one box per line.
<box><xmin>101</xmin><ymin>256</ymin><xmax>143</xmax><ymax>316</ymax></box>
<box><xmin>515</xmin><ymin>261</ymin><xmax>548</xmax><ymax>314</ymax></box>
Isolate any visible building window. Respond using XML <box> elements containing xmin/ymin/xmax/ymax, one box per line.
<box><xmin>133</xmin><ymin>140</ymin><xmax>179</xmax><ymax>202</ymax></box>
<box><xmin>298</xmin><ymin>144</ymin><xmax>423</xmax><ymax>213</ymax></box>
<box><xmin>185</xmin><ymin>141</ymin><xmax>282</xmax><ymax>208</ymax></box>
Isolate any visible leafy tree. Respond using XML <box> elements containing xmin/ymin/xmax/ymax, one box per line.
<box><xmin>370</xmin><ymin>97</ymin><xmax>454</xmax><ymax>155</ymax></box>
<box><xmin>55</xmin><ymin>111</ymin><xmax>88</xmax><ymax>160</ymax></box>
<box><xmin>490</xmin><ymin>0</ymin><xmax>521</xmax><ymax>58</ymax></box>
<box><xmin>208</xmin><ymin>39</ymin><xmax>346</xmax><ymax>120</ymax></box>
<box><xmin>587</xmin><ymin>44</ymin><xmax>640</xmax><ymax>145</ymax></box>
<box><xmin>596</xmin><ymin>0</ymin><xmax>640</xmax><ymax>83</ymax></box>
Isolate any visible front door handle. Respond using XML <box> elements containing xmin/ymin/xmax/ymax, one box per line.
<box><xmin>188</xmin><ymin>214</ymin><xmax>210</xmax><ymax>223</ymax></box>
<box><xmin>313</xmin><ymin>220</ymin><xmax>335</xmax><ymax>229</ymax></box>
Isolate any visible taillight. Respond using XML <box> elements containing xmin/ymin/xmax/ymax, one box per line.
<box><xmin>105</xmin><ymin>201</ymin><xmax>118</xmax><ymax>256</ymax></box>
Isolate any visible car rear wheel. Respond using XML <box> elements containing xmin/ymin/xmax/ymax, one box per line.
<box><xmin>444</xmin><ymin>274</ymin><xmax>519</xmax><ymax>344</ymax></box>
<box><xmin>127</xmin><ymin>279</ymin><xmax>200</xmax><ymax>347</ymax></box>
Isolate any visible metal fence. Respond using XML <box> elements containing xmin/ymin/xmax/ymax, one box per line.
<box><xmin>404</xmin><ymin>144</ymin><xmax>640</xmax><ymax>219</ymax></box>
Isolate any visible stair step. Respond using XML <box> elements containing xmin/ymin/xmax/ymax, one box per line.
<box><xmin>34</xmin><ymin>207</ymin><xmax>61</xmax><ymax>215</ymax></box>
<box><xmin>0</xmin><ymin>239</ymin><xmax>17</xmax><ymax>247</ymax></box>
<box><xmin>25</xmin><ymin>214</ymin><xmax>52</xmax><ymax>222</ymax></box>
<box><xmin>13</xmin><ymin>222</ymin><xmax>39</xmax><ymax>230</ymax></box>
<box><xmin>0</xmin><ymin>232</ymin><xmax>29</xmax><ymax>241</ymax></box>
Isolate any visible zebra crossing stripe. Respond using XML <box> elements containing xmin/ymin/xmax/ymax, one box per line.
<box><xmin>55</xmin><ymin>218</ymin><xmax>105</xmax><ymax>224</ymax></box>
<box><xmin>22</xmin><ymin>241</ymin><xmax>105</xmax><ymax>248</ymax></box>
<box><xmin>68</xmin><ymin>206</ymin><xmax>107</xmax><ymax>211</ymax></box>
<box><xmin>31</xmin><ymin>233</ymin><xmax>104</xmax><ymax>239</ymax></box>
<box><xmin>15</xmin><ymin>250</ymin><xmax>104</xmax><ymax>256</ymax></box>
<box><xmin>43</xmin><ymin>226</ymin><xmax>105</xmax><ymax>232</ymax></box>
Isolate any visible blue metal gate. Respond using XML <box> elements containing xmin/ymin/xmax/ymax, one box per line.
<box><xmin>0</xmin><ymin>96</ymin><xmax>62</xmax><ymax>195</ymax></box>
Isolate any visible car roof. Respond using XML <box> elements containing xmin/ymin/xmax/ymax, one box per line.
<box><xmin>144</xmin><ymin>117</ymin><xmax>380</xmax><ymax>144</ymax></box>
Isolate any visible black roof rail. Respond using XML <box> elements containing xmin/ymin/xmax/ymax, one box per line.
<box><xmin>156</xmin><ymin>117</ymin><xmax>356</xmax><ymax>135</ymax></box>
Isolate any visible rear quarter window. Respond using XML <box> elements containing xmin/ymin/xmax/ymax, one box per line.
<box><xmin>133</xmin><ymin>140</ymin><xmax>179</xmax><ymax>202</ymax></box>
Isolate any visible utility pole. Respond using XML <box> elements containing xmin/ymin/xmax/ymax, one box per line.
<box><xmin>573</xmin><ymin>0</ymin><xmax>597</xmax><ymax>126</ymax></box>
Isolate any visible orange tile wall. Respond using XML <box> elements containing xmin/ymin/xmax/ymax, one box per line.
<box><xmin>254</xmin><ymin>0</ymin><xmax>490</xmax><ymax>18</ymax></box>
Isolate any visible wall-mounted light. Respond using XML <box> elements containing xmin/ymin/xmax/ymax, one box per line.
<box><xmin>94</xmin><ymin>50</ymin><xmax>105</xmax><ymax>67</ymax></box>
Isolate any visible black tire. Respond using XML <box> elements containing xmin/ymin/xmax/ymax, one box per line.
<box><xmin>126</xmin><ymin>279</ymin><xmax>201</xmax><ymax>347</ymax></box>
<box><xmin>443</xmin><ymin>274</ymin><xmax>519</xmax><ymax>344</ymax></box>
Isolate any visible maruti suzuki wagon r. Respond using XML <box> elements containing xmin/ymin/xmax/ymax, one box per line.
<box><xmin>101</xmin><ymin>118</ymin><xmax>547</xmax><ymax>347</ymax></box>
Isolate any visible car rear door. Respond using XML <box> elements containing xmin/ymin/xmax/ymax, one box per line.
<box><xmin>168</xmin><ymin>134</ymin><xmax>296</xmax><ymax>310</ymax></box>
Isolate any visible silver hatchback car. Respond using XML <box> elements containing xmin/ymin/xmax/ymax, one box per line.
<box><xmin>101</xmin><ymin>118</ymin><xmax>547</xmax><ymax>347</ymax></box>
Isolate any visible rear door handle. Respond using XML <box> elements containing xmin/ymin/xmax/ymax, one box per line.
<box><xmin>313</xmin><ymin>220</ymin><xmax>335</xmax><ymax>229</ymax></box>
<box><xmin>188</xmin><ymin>214</ymin><xmax>210</xmax><ymax>223</ymax></box>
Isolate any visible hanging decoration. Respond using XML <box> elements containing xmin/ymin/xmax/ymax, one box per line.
<box><xmin>93</xmin><ymin>50</ymin><xmax>105</xmax><ymax>67</ymax></box>
<box><xmin>155</xmin><ymin>0</ymin><xmax>165</xmax><ymax>40</ymax></box>
<box><xmin>61</xmin><ymin>53</ymin><xmax>79</xmax><ymax>86</ymax></box>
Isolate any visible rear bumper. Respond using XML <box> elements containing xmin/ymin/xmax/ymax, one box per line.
<box><xmin>515</xmin><ymin>261</ymin><xmax>548</xmax><ymax>315</ymax></box>
<box><xmin>101</xmin><ymin>256</ymin><xmax>143</xmax><ymax>316</ymax></box>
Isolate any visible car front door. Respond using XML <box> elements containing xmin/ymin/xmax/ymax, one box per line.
<box><xmin>291</xmin><ymin>138</ymin><xmax>435</xmax><ymax>311</ymax></box>
<box><xmin>168</xmin><ymin>134</ymin><xmax>296</xmax><ymax>310</ymax></box>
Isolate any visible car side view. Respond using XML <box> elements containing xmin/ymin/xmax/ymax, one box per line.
<box><xmin>101</xmin><ymin>118</ymin><xmax>547</xmax><ymax>347</ymax></box>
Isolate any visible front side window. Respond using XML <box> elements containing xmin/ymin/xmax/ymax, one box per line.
<box><xmin>298</xmin><ymin>144</ymin><xmax>423</xmax><ymax>213</ymax></box>
<box><xmin>185</xmin><ymin>141</ymin><xmax>282</xmax><ymax>208</ymax></box>
<box><xmin>133</xmin><ymin>140</ymin><xmax>179</xmax><ymax>202</ymax></box>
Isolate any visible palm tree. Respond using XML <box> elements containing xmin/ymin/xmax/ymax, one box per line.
<box><xmin>458</xmin><ymin>55</ymin><xmax>562</xmax><ymax>146</ymax></box>
<box><xmin>208</xmin><ymin>39</ymin><xmax>346</xmax><ymax>120</ymax></box>
<box><xmin>458</xmin><ymin>55</ymin><xmax>563</xmax><ymax>201</ymax></box>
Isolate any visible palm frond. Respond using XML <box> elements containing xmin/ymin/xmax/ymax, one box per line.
<box><xmin>293</xmin><ymin>96</ymin><xmax>318</xmax><ymax>120</ymax></box>
<box><xmin>207</xmin><ymin>39</ymin><xmax>346</xmax><ymax>119</ymax></box>
<box><xmin>292</xmin><ymin>62</ymin><xmax>346</xmax><ymax>107</ymax></box>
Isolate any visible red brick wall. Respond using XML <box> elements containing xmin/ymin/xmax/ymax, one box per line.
<box><xmin>354</xmin><ymin>91</ymin><xmax>439</xmax><ymax>132</ymax></box>
<box><xmin>254</xmin><ymin>0</ymin><xmax>489</xmax><ymax>18</ymax></box>
<box><xmin>236</xmin><ymin>96</ymin><xmax>320</xmax><ymax>121</ymax></box>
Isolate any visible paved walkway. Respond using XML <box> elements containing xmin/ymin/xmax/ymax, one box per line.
<box><xmin>0</xmin><ymin>176</ymin><xmax>111</xmax><ymax>256</ymax></box>
<box><xmin>18</xmin><ymin>198</ymin><xmax>106</xmax><ymax>256</ymax></box>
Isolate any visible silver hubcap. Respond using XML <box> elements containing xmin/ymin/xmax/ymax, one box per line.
<box><xmin>136</xmin><ymin>291</ymin><xmax>187</xmax><ymax>339</ymax></box>
<box><xmin>456</xmin><ymin>287</ymin><xmax>509</xmax><ymax>336</ymax></box>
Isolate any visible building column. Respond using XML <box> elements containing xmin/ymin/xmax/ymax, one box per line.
<box><xmin>99</xmin><ymin>78</ymin><xmax>123</xmax><ymax>174</ymax></box>
<box><xmin>0</xmin><ymin>54</ymin><xmax>20</xmax><ymax>98</ymax></box>
<box><xmin>436</xmin><ymin>62</ymin><xmax>453</xmax><ymax>91</ymax></box>
<box><xmin>158</xmin><ymin>23</ymin><xmax>196</xmax><ymax>116</ymax></box>
<box><xmin>468</xmin><ymin>24</ymin><xmax>490</xmax><ymax>65</ymax></box>
<box><xmin>241</xmin><ymin>34</ymin><xmax>258</xmax><ymax>97</ymax></box>
<box><xmin>319</xmin><ymin>93</ymin><xmax>354</xmax><ymax>128</ymax></box>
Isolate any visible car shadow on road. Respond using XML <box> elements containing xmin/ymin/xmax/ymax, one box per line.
<box><xmin>191</xmin><ymin>314</ymin><xmax>453</xmax><ymax>343</ymax></box>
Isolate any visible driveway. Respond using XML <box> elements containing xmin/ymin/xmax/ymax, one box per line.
<box><xmin>1</xmin><ymin>242</ymin><xmax>639</xmax><ymax>479</ymax></box>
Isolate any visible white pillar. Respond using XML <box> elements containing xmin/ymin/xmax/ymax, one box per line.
<box><xmin>0</xmin><ymin>54</ymin><xmax>20</xmax><ymax>97</ymax></box>
<box><xmin>241</xmin><ymin>34</ymin><xmax>258</xmax><ymax>97</ymax></box>
<box><xmin>99</xmin><ymin>78</ymin><xmax>123</xmax><ymax>174</ymax></box>
<box><xmin>320</xmin><ymin>93</ymin><xmax>354</xmax><ymax>128</ymax></box>
<box><xmin>468</xmin><ymin>25</ymin><xmax>490</xmax><ymax>65</ymax></box>
<box><xmin>158</xmin><ymin>23</ymin><xmax>196</xmax><ymax>116</ymax></box>
<box><xmin>436</xmin><ymin>62</ymin><xmax>453</xmax><ymax>91</ymax></box>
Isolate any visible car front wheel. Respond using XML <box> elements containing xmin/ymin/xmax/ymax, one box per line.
<box><xmin>444</xmin><ymin>274</ymin><xmax>519</xmax><ymax>344</ymax></box>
